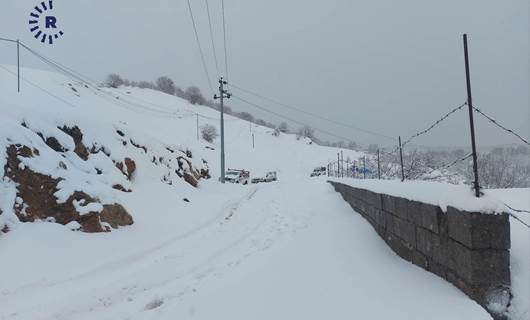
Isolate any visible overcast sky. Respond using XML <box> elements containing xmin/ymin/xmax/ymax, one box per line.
<box><xmin>1</xmin><ymin>0</ymin><xmax>528</xmax><ymax>148</ymax></box>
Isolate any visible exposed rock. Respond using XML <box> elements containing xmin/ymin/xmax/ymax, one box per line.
<box><xmin>100</xmin><ymin>204</ymin><xmax>133</xmax><ymax>229</ymax></box>
<box><xmin>112</xmin><ymin>184</ymin><xmax>132</xmax><ymax>192</ymax></box>
<box><xmin>115</xmin><ymin>157</ymin><xmax>136</xmax><ymax>180</ymax></box>
<box><xmin>78</xmin><ymin>213</ymin><xmax>107</xmax><ymax>233</ymax></box>
<box><xmin>200</xmin><ymin>168</ymin><xmax>210</xmax><ymax>179</ymax></box>
<box><xmin>45</xmin><ymin>136</ymin><xmax>66</xmax><ymax>152</ymax></box>
<box><xmin>4</xmin><ymin>144</ymin><xmax>133</xmax><ymax>233</ymax></box>
<box><xmin>130</xmin><ymin>139</ymin><xmax>147</xmax><ymax>153</ymax></box>
<box><xmin>183</xmin><ymin>172</ymin><xmax>198</xmax><ymax>187</ymax></box>
<box><xmin>60</xmin><ymin>126</ymin><xmax>89</xmax><ymax>160</ymax></box>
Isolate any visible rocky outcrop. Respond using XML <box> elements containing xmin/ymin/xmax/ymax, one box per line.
<box><xmin>100</xmin><ymin>204</ymin><xmax>133</xmax><ymax>229</ymax></box>
<box><xmin>60</xmin><ymin>125</ymin><xmax>89</xmax><ymax>160</ymax></box>
<box><xmin>115</xmin><ymin>157</ymin><xmax>136</xmax><ymax>180</ymax></box>
<box><xmin>4</xmin><ymin>144</ymin><xmax>133</xmax><ymax>233</ymax></box>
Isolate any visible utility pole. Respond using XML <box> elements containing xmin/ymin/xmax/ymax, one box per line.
<box><xmin>377</xmin><ymin>149</ymin><xmax>381</xmax><ymax>179</ymax></box>
<box><xmin>337</xmin><ymin>152</ymin><xmax>340</xmax><ymax>177</ymax></box>
<box><xmin>17</xmin><ymin>39</ymin><xmax>20</xmax><ymax>93</ymax></box>
<box><xmin>213</xmin><ymin>77</ymin><xmax>231</xmax><ymax>183</ymax></box>
<box><xmin>196</xmin><ymin>113</ymin><xmax>199</xmax><ymax>140</ymax></box>
<box><xmin>399</xmin><ymin>136</ymin><xmax>405</xmax><ymax>182</ymax></box>
<box><xmin>463</xmin><ymin>34</ymin><xmax>481</xmax><ymax>198</ymax></box>
<box><xmin>252</xmin><ymin>133</ymin><xmax>255</xmax><ymax>149</ymax></box>
<box><xmin>341</xmin><ymin>151</ymin><xmax>344</xmax><ymax>178</ymax></box>
<box><xmin>363</xmin><ymin>156</ymin><xmax>366</xmax><ymax>179</ymax></box>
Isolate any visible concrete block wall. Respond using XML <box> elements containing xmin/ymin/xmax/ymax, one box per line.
<box><xmin>330</xmin><ymin>181</ymin><xmax>511</xmax><ymax>319</ymax></box>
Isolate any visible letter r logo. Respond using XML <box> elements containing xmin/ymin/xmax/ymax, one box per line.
<box><xmin>45</xmin><ymin>16</ymin><xmax>57</xmax><ymax>28</ymax></box>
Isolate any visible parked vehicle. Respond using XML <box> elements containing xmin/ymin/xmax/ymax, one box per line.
<box><xmin>310</xmin><ymin>166</ymin><xmax>327</xmax><ymax>177</ymax></box>
<box><xmin>265</xmin><ymin>171</ymin><xmax>277</xmax><ymax>182</ymax></box>
<box><xmin>224</xmin><ymin>169</ymin><xmax>250</xmax><ymax>185</ymax></box>
<box><xmin>251</xmin><ymin>177</ymin><xmax>265</xmax><ymax>184</ymax></box>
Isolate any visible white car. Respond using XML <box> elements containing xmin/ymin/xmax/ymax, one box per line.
<box><xmin>224</xmin><ymin>169</ymin><xmax>250</xmax><ymax>185</ymax></box>
<box><xmin>265</xmin><ymin>171</ymin><xmax>277</xmax><ymax>182</ymax></box>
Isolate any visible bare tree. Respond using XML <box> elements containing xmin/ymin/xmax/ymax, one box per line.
<box><xmin>185</xmin><ymin>86</ymin><xmax>207</xmax><ymax>105</ymax></box>
<box><xmin>237</xmin><ymin>112</ymin><xmax>254</xmax><ymax>122</ymax></box>
<box><xmin>138</xmin><ymin>81</ymin><xmax>155</xmax><ymax>89</ymax></box>
<box><xmin>105</xmin><ymin>74</ymin><xmax>125</xmax><ymax>88</ymax></box>
<box><xmin>278</xmin><ymin>122</ymin><xmax>289</xmax><ymax>133</ymax></box>
<box><xmin>297</xmin><ymin>125</ymin><xmax>315</xmax><ymax>140</ymax></box>
<box><xmin>175</xmin><ymin>86</ymin><xmax>186</xmax><ymax>98</ymax></box>
<box><xmin>156</xmin><ymin>76</ymin><xmax>176</xmax><ymax>95</ymax></box>
<box><xmin>201</xmin><ymin>124</ymin><xmax>218</xmax><ymax>143</ymax></box>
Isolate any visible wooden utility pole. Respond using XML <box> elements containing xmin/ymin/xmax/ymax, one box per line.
<box><xmin>463</xmin><ymin>34</ymin><xmax>481</xmax><ymax>197</ymax></box>
<box><xmin>213</xmin><ymin>77</ymin><xmax>231</xmax><ymax>183</ymax></box>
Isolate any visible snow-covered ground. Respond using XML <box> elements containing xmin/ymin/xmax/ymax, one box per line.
<box><xmin>0</xmin><ymin>65</ymin><xmax>527</xmax><ymax>319</ymax></box>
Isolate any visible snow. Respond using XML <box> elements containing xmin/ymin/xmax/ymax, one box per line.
<box><xmin>328</xmin><ymin>178</ymin><xmax>506</xmax><ymax>214</ymax></box>
<box><xmin>0</xmin><ymin>65</ymin><xmax>526</xmax><ymax>319</ymax></box>
<box><xmin>488</xmin><ymin>188</ymin><xmax>530</xmax><ymax>320</ymax></box>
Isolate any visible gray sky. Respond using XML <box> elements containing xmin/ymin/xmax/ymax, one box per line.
<box><xmin>1</xmin><ymin>0</ymin><xmax>528</xmax><ymax>148</ymax></box>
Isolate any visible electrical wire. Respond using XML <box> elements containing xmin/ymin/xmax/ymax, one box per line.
<box><xmin>0</xmin><ymin>64</ymin><xmax>79</xmax><ymax>108</ymax></box>
<box><xmin>0</xmin><ymin>37</ymin><xmax>17</xmax><ymax>43</ymax></box>
<box><xmin>232</xmin><ymin>94</ymin><xmax>359</xmax><ymax>143</ymax></box>
<box><xmin>186</xmin><ymin>0</ymin><xmax>215</xmax><ymax>95</ymax></box>
<box><xmin>221</xmin><ymin>0</ymin><xmax>228</xmax><ymax>80</ymax></box>
<box><xmin>205</xmin><ymin>0</ymin><xmax>220</xmax><ymax>78</ymax></box>
<box><xmin>229</xmin><ymin>82</ymin><xmax>395</xmax><ymax>141</ymax></box>
<box><xmin>19</xmin><ymin>43</ymin><xmax>196</xmax><ymax>118</ymax></box>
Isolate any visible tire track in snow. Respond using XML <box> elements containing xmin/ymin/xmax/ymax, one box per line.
<box><xmin>0</xmin><ymin>187</ymin><xmax>259</xmax><ymax>300</ymax></box>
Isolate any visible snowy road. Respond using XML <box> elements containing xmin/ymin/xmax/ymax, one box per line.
<box><xmin>0</xmin><ymin>179</ymin><xmax>491</xmax><ymax>320</ymax></box>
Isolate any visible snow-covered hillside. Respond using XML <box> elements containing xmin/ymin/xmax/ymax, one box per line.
<box><xmin>0</xmin><ymin>65</ymin><xmax>527</xmax><ymax>320</ymax></box>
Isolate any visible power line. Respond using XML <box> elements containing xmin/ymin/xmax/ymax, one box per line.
<box><xmin>229</xmin><ymin>82</ymin><xmax>395</xmax><ymax>141</ymax></box>
<box><xmin>221</xmin><ymin>0</ymin><xmax>229</xmax><ymax>80</ymax></box>
<box><xmin>186</xmin><ymin>0</ymin><xmax>215</xmax><ymax>95</ymax></box>
<box><xmin>205</xmin><ymin>0</ymin><xmax>220</xmax><ymax>77</ymax></box>
<box><xmin>0</xmin><ymin>37</ymin><xmax>17</xmax><ymax>43</ymax></box>
<box><xmin>19</xmin><ymin>42</ymin><xmax>199</xmax><ymax>119</ymax></box>
<box><xmin>0</xmin><ymin>64</ymin><xmax>79</xmax><ymax>108</ymax></box>
<box><xmin>232</xmin><ymin>95</ymin><xmax>359</xmax><ymax>143</ymax></box>
<box><xmin>473</xmin><ymin>106</ymin><xmax>530</xmax><ymax>147</ymax></box>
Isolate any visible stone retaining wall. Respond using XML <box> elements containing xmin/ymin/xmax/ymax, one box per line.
<box><xmin>329</xmin><ymin>181</ymin><xmax>511</xmax><ymax>319</ymax></box>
